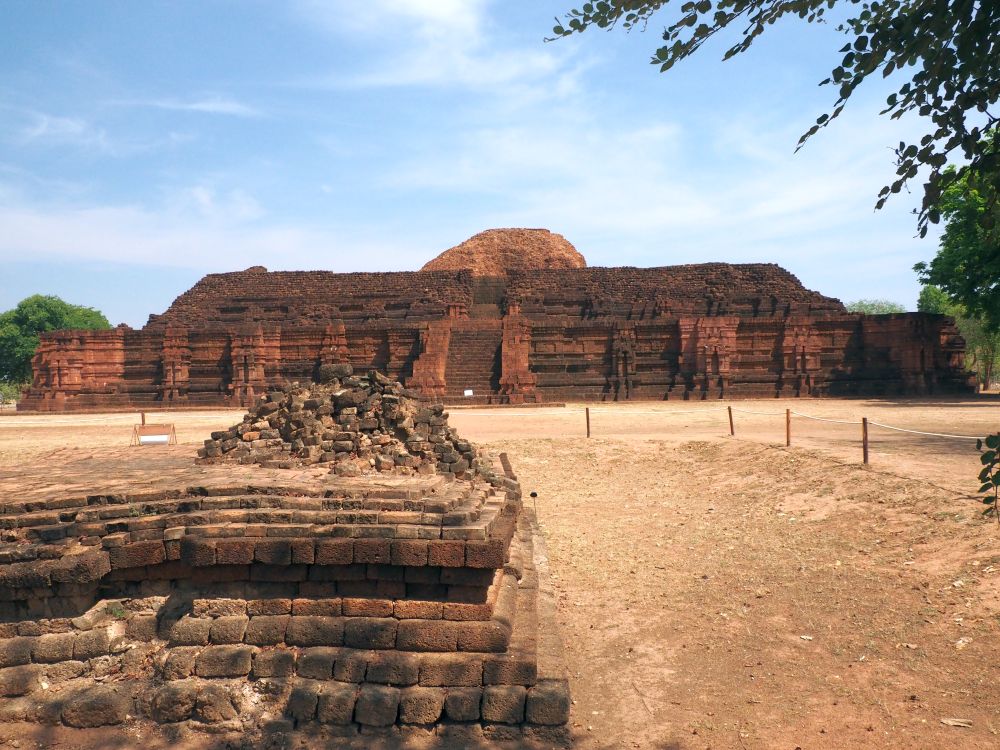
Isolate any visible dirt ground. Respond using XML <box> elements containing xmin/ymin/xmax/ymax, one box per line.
<box><xmin>1</xmin><ymin>397</ymin><xmax>999</xmax><ymax>749</ymax></box>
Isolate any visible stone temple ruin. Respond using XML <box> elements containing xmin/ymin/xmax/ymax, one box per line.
<box><xmin>0</xmin><ymin>375</ymin><xmax>568</xmax><ymax>743</ymax></box>
<box><xmin>20</xmin><ymin>228</ymin><xmax>973</xmax><ymax>411</ymax></box>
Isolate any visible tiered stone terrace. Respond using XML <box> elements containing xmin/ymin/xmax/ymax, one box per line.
<box><xmin>0</xmin><ymin>462</ymin><xmax>569</xmax><ymax>741</ymax></box>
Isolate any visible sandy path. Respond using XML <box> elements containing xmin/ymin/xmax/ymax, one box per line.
<box><xmin>493</xmin><ymin>436</ymin><xmax>1000</xmax><ymax>749</ymax></box>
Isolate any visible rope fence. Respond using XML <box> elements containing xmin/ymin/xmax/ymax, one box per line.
<box><xmin>578</xmin><ymin>403</ymin><xmax>992</xmax><ymax>465</ymax></box>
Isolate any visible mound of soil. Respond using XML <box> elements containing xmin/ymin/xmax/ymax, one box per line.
<box><xmin>421</xmin><ymin>228</ymin><xmax>586</xmax><ymax>276</ymax></box>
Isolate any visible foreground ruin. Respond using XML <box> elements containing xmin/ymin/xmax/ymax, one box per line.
<box><xmin>20</xmin><ymin>228</ymin><xmax>973</xmax><ymax>411</ymax></box>
<box><xmin>0</xmin><ymin>381</ymin><xmax>568</xmax><ymax>744</ymax></box>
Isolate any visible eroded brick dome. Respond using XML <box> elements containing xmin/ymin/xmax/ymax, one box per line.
<box><xmin>421</xmin><ymin>228</ymin><xmax>587</xmax><ymax>276</ymax></box>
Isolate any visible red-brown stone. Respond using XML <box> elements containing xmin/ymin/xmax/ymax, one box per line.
<box><xmin>18</xmin><ymin>230</ymin><xmax>974</xmax><ymax>411</ymax></box>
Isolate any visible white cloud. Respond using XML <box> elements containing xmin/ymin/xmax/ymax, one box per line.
<box><xmin>168</xmin><ymin>185</ymin><xmax>265</xmax><ymax>223</ymax></box>
<box><xmin>140</xmin><ymin>97</ymin><xmax>261</xmax><ymax>117</ymax></box>
<box><xmin>292</xmin><ymin>0</ymin><xmax>574</xmax><ymax>90</ymax></box>
<box><xmin>0</xmin><ymin>186</ymin><xmax>430</xmax><ymax>274</ymax></box>
<box><xmin>19</xmin><ymin>113</ymin><xmax>113</xmax><ymax>152</ymax></box>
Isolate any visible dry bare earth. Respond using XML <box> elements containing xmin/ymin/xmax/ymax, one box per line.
<box><xmin>1</xmin><ymin>399</ymin><xmax>999</xmax><ymax>749</ymax></box>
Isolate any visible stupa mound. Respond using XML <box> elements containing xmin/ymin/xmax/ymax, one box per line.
<box><xmin>420</xmin><ymin>228</ymin><xmax>587</xmax><ymax>276</ymax></box>
<box><xmin>199</xmin><ymin>365</ymin><xmax>492</xmax><ymax>480</ymax></box>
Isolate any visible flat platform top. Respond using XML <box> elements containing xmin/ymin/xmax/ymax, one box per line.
<box><xmin>0</xmin><ymin>443</ymin><xmax>453</xmax><ymax>505</ymax></box>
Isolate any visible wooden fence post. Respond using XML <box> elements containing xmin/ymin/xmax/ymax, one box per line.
<box><xmin>585</xmin><ymin>407</ymin><xmax>591</xmax><ymax>438</ymax></box>
<box><xmin>727</xmin><ymin>405</ymin><xmax>735</xmax><ymax>436</ymax></box>
<box><xmin>785</xmin><ymin>408</ymin><xmax>791</xmax><ymax>447</ymax></box>
<box><xmin>141</xmin><ymin>411</ymin><xmax>146</xmax><ymax>426</ymax></box>
<box><xmin>862</xmin><ymin>417</ymin><xmax>870</xmax><ymax>465</ymax></box>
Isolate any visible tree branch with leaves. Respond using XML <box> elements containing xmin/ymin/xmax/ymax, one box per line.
<box><xmin>551</xmin><ymin>0</ymin><xmax>1000</xmax><ymax>236</ymax></box>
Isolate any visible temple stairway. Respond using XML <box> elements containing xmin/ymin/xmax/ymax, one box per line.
<box><xmin>444</xmin><ymin>328</ymin><xmax>502</xmax><ymax>402</ymax></box>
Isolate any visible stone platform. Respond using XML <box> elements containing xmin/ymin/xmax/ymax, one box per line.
<box><xmin>0</xmin><ymin>477</ymin><xmax>569</xmax><ymax>744</ymax></box>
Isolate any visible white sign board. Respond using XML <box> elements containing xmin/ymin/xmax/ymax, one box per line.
<box><xmin>463</xmin><ymin>389</ymin><xmax>474</xmax><ymax>397</ymax></box>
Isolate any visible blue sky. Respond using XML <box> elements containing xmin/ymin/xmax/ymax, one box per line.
<box><xmin>1</xmin><ymin>1</ymin><xmax>940</xmax><ymax>327</ymax></box>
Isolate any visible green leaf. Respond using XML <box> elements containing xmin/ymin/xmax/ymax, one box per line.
<box><xmin>986</xmin><ymin>435</ymin><xmax>1000</xmax><ymax>449</ymax></box>
<box><xmin>981</xmin><ymin>451</ymin><xmax>997</xmax><ymax>464</ymax></box>
<box><xmin>981</xmin><ymin>483</ymin><xmax>994</xmax><ymax>493</ymax></box>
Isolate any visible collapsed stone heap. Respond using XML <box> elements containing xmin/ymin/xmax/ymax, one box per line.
<box><xmin>199</xmin><ymin>365</ymin><xmax>486</xmax><ymax>479</ymax></box>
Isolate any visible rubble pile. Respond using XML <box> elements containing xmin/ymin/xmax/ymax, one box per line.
<box><xmin>197</xmin><ymin>365</ymin><xmax>492</xmax><ymax>478</ymax></box>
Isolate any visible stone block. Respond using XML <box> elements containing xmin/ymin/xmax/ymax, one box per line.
<box><xmin>61</xmin><ymin>685</ymin><xmax>132</xmax><ymax>727</ymax></box>
<box><xmin>161</xmin><ymin>647</ymin><xmax>198</xmax><ymax>680</ymax></box>
<box><xmin>342</xmin><ymin>598</ymin><xmax>392</xmax><ymax>618</ymax></box>
<box><xmin>215</xmin><ymin>539</ymin><xmax>256</xmax><ymax>565</ymax></box>
<box><xmin>315</xmin><ymin>539</ymin><xmax>354</xmax><ymax>565</ymax></box>
<box><xmin>285</xmin><ymin>616</ymin><xmax>345</xmax><ymax>647</ymax></box>
<box><xmin>394</xmin><ymin>600</ymin><xmax>443</xmax><ymax>620</ymax></box>
<box><xmin>287</xmin><ymin>681</ymin><xmax>321</xmax><ymax>722</ymax></box>
<box><xmin>209</xmin><ymin>615</ymin><xmax>249</xmax><ymax>644</ymax></box>
<box><xmin>344</xmin><ymin>618</ymin><xmax>397</xmax><ymax>649</ymax></box>
<box><xmin>297</xmin><ymin>647</ymin><xmax>337</xmax><ymax>680</ymax></box>
<box><xmin>292</xmin><ymin>598</ymin><xmax>342</xmax><ymax>616</ymax></box>
<box><xmin>45</xmin><ymin>660</ymin><xmax>86</xmax><ymax>684</ymax></box>
<box><xmin>482</xmin><ymin>723</ymin><xmax>523</xmax><ymax>741</ymax></box>
<box><xmin>193</xmin><ymin>598</ymin><xmax>247</xmax><ymax>617</ymax></box>
<box><xmin>526</xmin><ymin>679</ymin><xmax>571</xmax><ymax>725</ymax></box>
<box><xmin>151</xmin><ymin>680</ymin><xmax>198</xmax><ymax>722</ymax></box>
<box><xmin>481</xmin><ymin>685</ymin><xmax>526</xmax><ymax>724</ymax></box>
<box><xmin>245</xmin><ymin>615</ymin><xmax>289</xmax><ymax>646</ymax></box>
<box><xmin>73</xmin><ymin>627</ymin><xmax>111</xmax><ymax>659</ymax></box>
<box><xmin>428</xmin><ymin>540</ymin><xmax>465</xmax><ymax>567</ymax></box>
<box><xmin>444</xmin><ymin>687</ymin><xmax>482</xmax><ymax>721</ymax></box>
<box><xmin>353</xmin><ymin>539</ymin><xmax>391</xmax><ymax>564</ymax></box>
<box><xmin>483</xmin><ymin>654</ymin><xmax>536</xmax><ymax>685</ymax></box>
<box><xmin>442</xmin><ymin>601</ymin><xmax>493</xmax><ymax>621</ymax></box>
<box><xmin>0</xmin><ymin>665</ymin><xmax>39</xmax><ymax>697</ymax></box>
<box><xmin>0</xmin><ymin>637</ymin><xmax>34</xmax><ymax>668</ymax></box>
<box><xmin>317</xmin><ymin>682</ymin><xmax>358</xmax><ymax>725</ymax></box>
<box><xmin>180</xmin><ymin>538</ymin><xmax>216</xmax><ymax>567</ymax></box>
<box><xmin>354</xmin><ymin>684</ymin><xmax>400</xmax><ymax>727</ymax></box>
<box><xmin>390</xmin><ymin>540</ymin><xmax>428</xmax><ymax>567</ymax></box>
<box><xmin>195</xmin><ymin>645</ymin><xmax>253</xmax><ymax>677</ymax></box>
<box><xmin>255</xmin><ymin>540</ymin><xmax>292</xmax><ymax>565</ymax></box>
<box><xmin>465</xmin><ymin>539</ymin><xmax>505</xmax><ymax>569</ymax></box>
<box><xmin>125</xmin><ymin>614</ymin><xmax>158</xmax><ymax>642</ymax></box>
<box><xmin>365</xmin><ymin>652</ymin><xmax>419</xmax><ymax>686</ymax></box>
<box><xmin>168</xmin><ymin>617</ymin><xmax>211</xmax><ymax>647</ymax></box>
<box><xmin>196</xmin><ymin>683</ymin><xmax>238</xmax><ymax>722</ymax></box>
<box><xmin>333</xmin><ymin>650</ymin><xmax>367</xmax><ymax>682</ymax></box>
<box><xmin>252</xmin><ymin>648</ymin><xmax>296</xmax><ymax>678</ymax></box>
<box><xmin>32</xmin><ymin>632</ymin><xmax>76</xmax><ymax>663</ymax></box>
<box><xmin>396</xmin><ymin>620</ymin><xmax>458</xmax><ymax>652</ymax></box>
<box><xmin>458</xmin><ymin>621</ymin><xmax>510</xmax><ymax>653</ymax></box>
<box><xmin>419</xmin><ymin>654</ymin><xmax>482</xmax><ymax>687</ymax></box>
<box><xmin>291</xmin><ymin>539</ymin><xmax>315</xmax><ymax>564</ymax></box>
<box><xmin>247</xmin><ymin>598</ymin><xmax>292</xmax><ymax>616</ymax></box>
<box><xmin>398</xmin><ymin>686</ymin><xmax>444</xmax><ymax>724</ymax></box>
<box><xmin>109</xmin><ymin>541</ymin><xmax>165</xmax><ymax>569</ymax></box>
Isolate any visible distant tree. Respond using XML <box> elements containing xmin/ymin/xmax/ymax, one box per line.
<box><xmin>914</xmin><ymin>147</ymin><xmax>1000</xmax><ymax>334</ymax></box>
<box><xmin>0</xmin><ymin>295</ymin><xmax>111</xmax><ymax>385</ymax></box>
<box><xmin>918</xmin><ymin>284</ymin><xmax>1000</xmax><ymax>389</ymax></box>
<box><xmin>845</xmin><ymin>299</ymin><xmax>906</xmax><ymax>315</ymax></box>
<box><xmin>551</xmin><ymin>1</ymin><xmax>1000</xmax><ymax>237</ymax></box>
<box><xmin>916</xmin><ymin>284</ymin><xmax>953</xmax><ymax>315</ymax></box>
